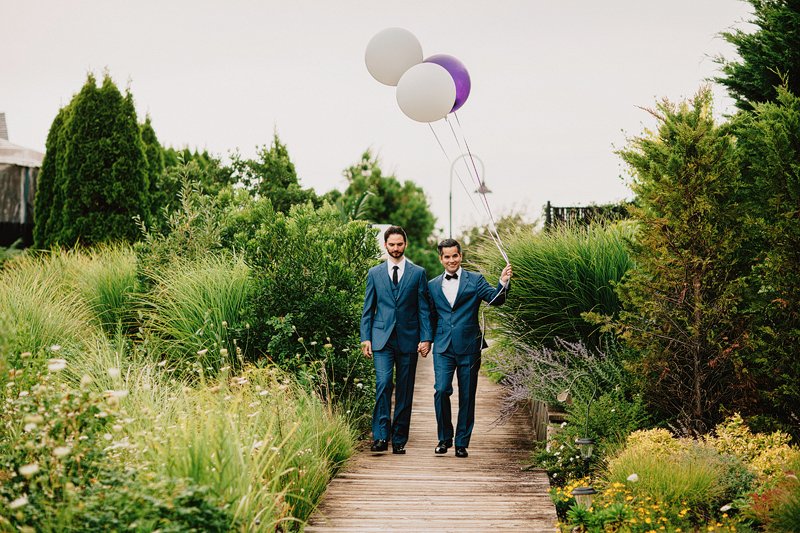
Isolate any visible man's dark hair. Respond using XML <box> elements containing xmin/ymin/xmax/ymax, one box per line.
<box><xmin>437</xmin><ymin>238</ymin><xmax>462</xmax><ymax>256</ymax></box>
<box><xmin>384</xmin><ymin>225</ymin><xmax>407</xmax><ymax>243</ymax></box>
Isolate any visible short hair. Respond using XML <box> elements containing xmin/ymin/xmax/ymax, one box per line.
<box><xmin>437</xmin><ymin>238</ymin><xmax>462</xmax><ymax>256</ymax></box>
<box><xmin>384</xmin><ymin>226</ymin><xmax>407</xmax><ymax>243</ymax></box>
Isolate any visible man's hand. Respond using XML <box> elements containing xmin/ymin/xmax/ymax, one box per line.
<box><xmin>418</xmin><ymin>341</ymin><xmax>431</xmax><ymax>358</ymax></box>
<box><xmin>500</xmin><ymin>263</ymin><xmax>513</xmax><ymax>284</ymax></box>
<box><xmin>361</xmin><ymin>340</ymin><xmax>373</xmax><ymax>359</ymax></box>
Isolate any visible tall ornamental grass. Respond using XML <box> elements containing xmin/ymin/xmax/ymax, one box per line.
<box><xmin>471</xmin><ymin>222</ymin><xmax>634</xmax><ymax>350</ymax></box>
<box><xmin>143</xmin><ymin>254</ymin><xmax>251</xmax><ymax>374</ymax></box>
<box><xmin>62</xmin><ymin>244</ymin><xmax>141</xmax><ymax>333</ymax></box>
<box><xmin>0</xmin><ymin>252</ymin><xmax>101</xmax><ymax>386</ymax></box>
<box><xmin>119</xmin><ymin>362</ymin><xmax>354</xmax><ymax>530</ymax></box>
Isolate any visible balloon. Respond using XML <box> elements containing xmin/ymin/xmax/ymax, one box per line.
<box><xmin>424</xmin><ymin>54</ymin><xmax>471</xmax><ymax>112</ymax></box>
<box><xmin>395</xmin><ymin>63</ymin><xmax>456</xmax><ymax>123</ymax></box>
<box><xmin>365</xmin><ymin>28</ymin><xmax>423</xmax><ymax>86</ymax></box>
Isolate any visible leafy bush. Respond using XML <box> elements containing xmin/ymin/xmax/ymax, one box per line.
<box><xmin>134</xmin><ymin>165</ymin><xmax>227</xmax><ymax>284</ymax></box>
<box><xmin>533</xmin><ymin>387</ymin><xmax>650</xmax><ymax>486</ymax></box>
<box><xmin>705</xmin><ymin>414</ymin><xmax>798</xmax><ymax>484</ymax></box>
<box><xmin>225</xmin><ymin>200</ymin><xmax>378</xmax><ymax>406</ymax></box>
<box><xmin>471</xmin><ymin>221</ymin><xmax>634</xmax><ymax>350</ymax></box>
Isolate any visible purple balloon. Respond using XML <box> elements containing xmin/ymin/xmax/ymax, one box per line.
<box><xmin>424</xmin><ymin>54</ymin><xmax>470</xmax><ymax>112</ymax></box>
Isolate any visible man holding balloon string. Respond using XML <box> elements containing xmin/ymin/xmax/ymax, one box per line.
<box><xmin>428</xmin><ymin>239</ymin><xmax>512</xmax><ymax>458</ymax></box>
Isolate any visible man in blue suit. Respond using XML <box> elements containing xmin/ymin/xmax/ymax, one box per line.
<box><xmin>429</xmin><ymin>238</ymin><xmax>512</xmax><ymax>458</ymax></box>
<box><xmin>361</xmin><ymin>226</ymin><xmax>432</xmax><ymax>454</ymax></box>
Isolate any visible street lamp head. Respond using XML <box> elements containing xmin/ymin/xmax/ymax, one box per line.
<box><xmin>474</xmin><ymin>181</ymin><xmax>492</xmax><ymax>194</ymax></box>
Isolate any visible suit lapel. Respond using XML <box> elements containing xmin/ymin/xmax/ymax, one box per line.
<box><xmin>377</xmin><ymin>262</ymin><xmax>391</xmax><ymax>295</ymax></box>
<box><xmin>453</xmin><ymin>270</ymin><xmax>470</xmax><ymax>308</ymax></box>
<box><xmin>396</xmin><ymin>262</ymin><xmax>412</xmax><ymax>298</ymax></box>
<box><xmin>432</xmin><ymin>274</ymin><xmax>446</xmax><ymax>308</ymax></box>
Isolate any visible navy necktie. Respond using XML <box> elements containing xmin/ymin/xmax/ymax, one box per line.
<box><xmin>392</xmin><ymin>266</ymin><xmax>399</xmax><ymax>285</ymax></box>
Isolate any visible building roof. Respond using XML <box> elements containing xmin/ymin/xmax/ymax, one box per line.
<box><xmin>0</xmin><ymin>138</ymin><xmax>45</xmax><ymax>168</ymax></box>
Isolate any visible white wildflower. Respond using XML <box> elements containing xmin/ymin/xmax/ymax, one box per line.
<box><xmin>720</xmin><ymin>504</ymin><xmax>732</xmax><ymax>512</ymax></box>
<box><xmin>53</xmin><ymin>446</ymin><xmax>72</xmax><ymax>458</ymax></box>
<box><xmin>107</xmin><ymin>367</ymin><xmax>121</xmax><ymax>379</ymax></box>
<box><xmin>19</xmin><ymin>463</ymin><xmax>39</xmax><ymax>478</ymax></box>
<box><xmin>47</xmin><ymin>358</ymin><xmax>67</xmax><ymax>372</ymax></box>
<box><xmin>627</xmin><ymin>473</ymin><xmax>639</xmax><ymax>482</ymax></box>
<box><xmin>49</xmin><ymin>344</ymin><xmax>62</xmax><ymax>352</ymax></box>
<box><xmin>197</xmin><ymin>348</ymin><xmax>208</xmax><ymax>356</ymax></box>
<box><xmin>8</xmin><ymin>495</ymin><xmax>28</xmax><ymax>509</ymax></box>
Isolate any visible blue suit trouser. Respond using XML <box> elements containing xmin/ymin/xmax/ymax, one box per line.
<box><xmin>433</xmin><ymin>348</ymin><xmax>480</xmax><ymax>447</ymax></box>
<box><xmin>372</xmin><ymin>330</ymin><xmax>418</xmax><ymax>445</ymax></box>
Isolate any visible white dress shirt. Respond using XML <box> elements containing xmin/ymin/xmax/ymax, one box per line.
<box><xmin>441</xmin><ymin>267</ymin><xmax>462</xmax><ymax>307</ymax></box>
<box><xmin>387</xmin><ymin>257</ymin><xmax>406</xmax><ymax>283</ymax></box>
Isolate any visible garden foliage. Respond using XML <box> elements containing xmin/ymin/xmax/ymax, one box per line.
<box><xmin>472</xmin><ymin>222</ymin><xmax>633</xmax><ymax>351</ymax></box>
<box><xmin>616</xmin><ymin>88</ymin><xmax>753</xmax><ymax>435</ymax></box>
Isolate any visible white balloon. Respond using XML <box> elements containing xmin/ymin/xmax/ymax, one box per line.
<box><xmin>365</xmin><ymin>28</ymin><xmax>423</xmax><ymax>86</ymax></box>
<box><xmin>395</xmin><ymin>63</ymin><xmax>456</xmax><ymax>123</ymax></box>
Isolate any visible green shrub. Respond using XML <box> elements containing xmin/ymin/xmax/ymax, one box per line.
<box><xmin>533</xmin><ymin>387</ymin><xmax>650</xmax><ymax>486</ymax></box>
<box><xmin>225</xmin><ymin>200</ymin><xmax>378</xmax><ymax>406</ymax></box>
<box><xmin>472</xmin><ymin>222</ymin><xmax>634</xmax><ymax>350</ymax></box>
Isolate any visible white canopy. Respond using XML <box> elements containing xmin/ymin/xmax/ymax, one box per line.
<box><xmin>0</xmin><ymin>138</ymin><xmax>44</xmax><ymax>168</ymax></box>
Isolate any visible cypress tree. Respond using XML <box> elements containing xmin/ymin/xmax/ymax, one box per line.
<box><xmin>140</xmin><ymin>116</ymin><xmax>165</xmax><ymax>220</ymax></box>
<box><xmin>58</xmin><ymin>74</ymin><xmax>150</xmax><ymax>245</ymax></box>
<box><xmin>33</xmin><ymin>105</ymin><xmax>70</xmax><ymax>248</ymax></box>
<box><xmin>716</xmin><ymin>0</ymin><xmax>800</xmax><ymax>110</ymax></box>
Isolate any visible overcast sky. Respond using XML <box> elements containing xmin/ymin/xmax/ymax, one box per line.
<box><xmin>1</xmin><ymin>0</ymin><xmax>754</xmax><ymax>235</ymax></box>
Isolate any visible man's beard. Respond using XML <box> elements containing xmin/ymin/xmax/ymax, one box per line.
<box><xmin>388</xmin><ymin>250</ymin><xmax>404</xmax><ymax>258</ymax></box>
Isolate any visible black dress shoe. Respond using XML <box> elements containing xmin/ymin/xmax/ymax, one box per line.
<box><xmin>370</xmin><ymin>439</ymin><xmax>388</xmax><ymax>452</ymax></box>
<box><xmin>392</xmin><ymin>443</ymin><xmax>406</xmax><ymax>454</ymax></box>
<box><xmin>455</xmin><ymin>446</ymin><xmax>468</xmax><ymax>458</ymax></box>
<box><xmin>435</xmin><ymin>439</ymin><xmax>452</xmax><ymax>454</ymax></box>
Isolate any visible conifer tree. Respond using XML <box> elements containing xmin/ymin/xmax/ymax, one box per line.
<box><xmin>140</xmin><ymin>116</ymin><xmax>165</xmax><ymax>219</ymax></box>
<box><xmin>230</xmin><ymin>133</ymin><xmax>317</xmax><ymax>213</ymax></box>
<box><xmin>33</xmin><ymin>105</ymin><xmax>70</xmax><ymax>248</ymax></box>
<box><xmin>57</xmin><ymin>74</ymin><xmax>150</xmax><ymax>245</ymax></box>
<box><xmin>716</xmin><ymin>0</ymin><xmax>800</xmax><ymax>110</ymax></box>
<box><xmin>616</xmin><ymin>88</ymin><xmax>751</xmax><ymax>434</ymax></box>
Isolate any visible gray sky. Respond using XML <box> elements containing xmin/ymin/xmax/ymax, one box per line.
<box><xmin>1</xmin><ymin>0</ymin><xmax>753</xmax><ymax>235</ymax></box>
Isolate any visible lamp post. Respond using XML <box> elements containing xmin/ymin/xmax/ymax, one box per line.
<box><xmin>558</xmin><ymin>372</ymin><xmax>599</xmax><ymax>510</ymax></box>
<box><xmin>449</xmin><ymin>153</ymin><xmax>486</xmax><ymax>238</ymax></box>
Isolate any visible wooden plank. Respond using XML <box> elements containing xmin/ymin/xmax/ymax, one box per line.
<box><xmin>305</xmin><ymin>354</ymin><xmax>557</xmax><ymax>531</ymax></box>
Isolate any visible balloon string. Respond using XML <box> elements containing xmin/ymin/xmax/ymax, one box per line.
<box><xmin>427</xmin><ymin>122</ymin><xmax>484</xmax><ymax>219</ymax></box>
<box><xmin>443</xmin><ymin>116</ymin><xmax>507</xmax><ymax>264</ymax></box>
<box><xmin>449</xmin><ymin>113</ymin><xmax>509</xmax><ymax>264</ymax></box>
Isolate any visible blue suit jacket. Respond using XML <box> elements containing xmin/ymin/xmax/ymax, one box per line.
<box><xmin>429</xmin><ymin>270</ymin><xmax>508</xmax><ymax>355</ymax></box>
<box><xmin>360</xmin><ymin>261</ymin><xmax>432</xmax><ymax>353</ymax></box>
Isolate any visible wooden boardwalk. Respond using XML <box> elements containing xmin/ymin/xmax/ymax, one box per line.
<box><xmin>306</xmin><ymin>354</ymin><xmax>557</xmax><ymax>532</ymax></box>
